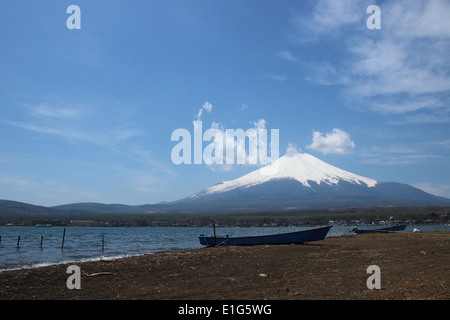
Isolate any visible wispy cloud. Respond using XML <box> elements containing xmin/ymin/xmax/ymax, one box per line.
<box><xmin>20</xmin><ymin>102</ymin><xmax>83</xmax><ymax>118</ymax></box>
<box><xmin>291</xmin><ymin>0</ymin><xmax>364</xmax><ymax>41</ymax></box>
<box><xmin>413</xmin><ymin>183</ymin><xmax>450</xmax><ymax>198</ymax></box>
<box><xmin>240</xmin><ymin>103</ymin><xmax>249</xmax><ymax>111</ymax></box>
<box><xmin>294</xmin><ymin>0</ymin><xmax>450</xmax><ymax>122</ymax></box>
<box><xmin>0</xmin><ymin>173</ymin><xmax>108</xmax><ymax>206</ymax></box>
<box><xmin>114</xmin><ymin>128</ymin><xmax>144</xmax><ymax>141</ymax></box>
<box><xmin>3</xmin><ymin>99</ymin><xmax>173</xmax><ymax>179</ymax></box>
<box><xmin>127</xmin><ymin>146</ymin><xmax>176</xmax><ymax>177</ymax></box>
<box><xmin>360</xmin><ymin>144</ymin><xmax>445</xmax><ymax>166</ymax></box>
<box><xmin>277</xmin><ymin>50</ymin><xmax>297</xmax><ymax>62</ymax></box>
<box><xmin>304</xmin><ymin>61</ymin><xmax>349</xmax><ymax>86</ymax></box>
<box><xmin>195</xmin><ymin>101</ymin><xmax>213</xmax><ymax>121</ymax></box>
<box><xmin>2</xmin><ymin>120</ymin><xmax>142</xmax><ymax>148</ymax></box>
<box><xmin>3</xmin><ymin>120</ymin><xmax>88</xmax><ymax>141</ymax></box>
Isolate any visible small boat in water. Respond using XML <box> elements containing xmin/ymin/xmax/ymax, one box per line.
<box><xmin>352</xmin><ymin>224</ymin><xmax>406</xmax><ymax>234</ymax></box>
<box><xmin>198</xmin><ymin>226</ymin><xmax>332</xmax><ymax>246</ymax></box>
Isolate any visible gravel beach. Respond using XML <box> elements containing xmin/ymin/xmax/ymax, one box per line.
<box><xmin>0</xmin><ymin>230</ymin><xmax>448</xmax><ymax>300</ymax></box>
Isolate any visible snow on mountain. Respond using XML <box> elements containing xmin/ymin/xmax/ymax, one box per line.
<box><xmin>192</xmin><ymin>153</ymin><xmax>378</xmax><ymax>198</ymax></box>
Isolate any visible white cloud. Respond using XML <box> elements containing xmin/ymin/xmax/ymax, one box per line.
<box><xmin>202</xmin><ymin>101</ymin><xmax>212</xmax><ymax>113</ymax></box>
<box><xmin>386</xmin><ymin>0</ymin><xmax>450</xmax><ymax>39</ymax></box>
<box><xmin>250</xmin><ymin>119</ymin><xmax>267</xmax><ymax>130</ymax></box>
<box><xmin>286</xmin><ymin>143</ymin><xmax>301</xmax><ymax>157</ymax></box>
<box><xmin>347</xmin><ymin>37</ymin><xmax>450</xmax><ymax>99</ymax></box>
<box><xmin>195</xmin><ymin>101</ymin><xmax>213</xmax><ymax>120</ymax></box>
<box><xmin>307</xmin><ymin>128</ymin><xmax>355</xmax><ymax>155</ymax></box>
<box><xmin>201</xmin><ymin>118</ymin><xmax>278</xmax><ymax>169</ymax></box>
<box><xmin>240</xmin><ymin>103</ymin><xmax>249</xmax><ymax>110</ymax></box>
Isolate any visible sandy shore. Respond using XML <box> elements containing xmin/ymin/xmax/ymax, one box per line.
<box><xmin>0</xmin><ymin>230</ymin><xmax>448</xmax><ymax>300</ymax></box>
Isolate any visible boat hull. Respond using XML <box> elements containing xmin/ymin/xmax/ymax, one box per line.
<box><xmin>198</xmin><ymin>226</ymin><xmax>332</xmax><ymax>246</ymax></box>
<box><xmin>352</xmin><ymin>224</ymin><xmax>406</xmax><ymax>234</ymax></box>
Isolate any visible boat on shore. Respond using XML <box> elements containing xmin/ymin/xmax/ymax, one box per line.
<box><xmin>351</xmin><ymin>224</ymin><xmax>406</xmax><ymax>234</ymax></box>
<box><xmin>198</xmin><ymin>226</ymin><xmax>332</xmax><ymax>246</ymax></box>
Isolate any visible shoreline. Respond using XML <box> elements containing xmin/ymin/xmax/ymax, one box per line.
<box><xmin>1</xmin><ymin>224</ymin><xmax>447</xmax><ymax>273</ymax></box>
<box><xmin>0</xmin><ymin>225</ymin><xmax>354</xmax><ymax>273</ymax></box>
<box><xmin>0</xmin><ymin>252</ymin><xmax>150</xmax><ymax>274</ymax></box>
<box><xmin>0</xmin><ymin>230</ymin><xmax>448</xmax><ymax>300</ymax></box>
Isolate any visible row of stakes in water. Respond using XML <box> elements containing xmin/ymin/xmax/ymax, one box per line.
<box><xmin>0</xmin><ymin>229</ymin><xmax>105</xmax><ymax>251</ymax></box>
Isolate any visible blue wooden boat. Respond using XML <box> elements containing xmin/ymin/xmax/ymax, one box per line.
<box><xmin>352</xmin><ymin>224</ymin><xmax>406</xmax><ymax>234</ymax></box>
<box><xmin>198</xmin><ymin>226</ymin><xmax>332</xmax><ymax>246</ymax></box>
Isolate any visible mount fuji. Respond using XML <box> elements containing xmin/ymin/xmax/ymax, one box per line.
<box><xmin>169</xmin><ymin>153</ymin><xmax>450</xmax><ymax>213</ymax></box>
<box><xmin>4</xmin><ymin>153</ymin><xmax>449</xmax><ymax>217</ymax></box>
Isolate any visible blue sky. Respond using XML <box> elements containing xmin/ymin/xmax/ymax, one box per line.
<box><xmin>1</xmin><ymin>0</ymin><xmax>450</xmax><ymax>206</ymax></box>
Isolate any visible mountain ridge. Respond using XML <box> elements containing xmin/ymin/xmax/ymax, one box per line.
<box><xmin>1</xmin><ymin>153</ymin><xmax>449</xmax><ymax>216</ymax></box>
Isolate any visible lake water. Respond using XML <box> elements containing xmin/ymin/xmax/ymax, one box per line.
<box><xmin>0</xmin><ymin>225</ymin><xmax>448</xmax><ymax>271</ymax></box>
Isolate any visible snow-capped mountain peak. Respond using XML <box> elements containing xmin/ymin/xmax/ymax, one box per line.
<box><xmin>191</xmin><ymin>153</ymin><xmax>378</xmax><ymax>198</ymax></box>
<box><xmin>192</xmin><ymin>153</ymin><xmax>378</xmax><ymax>197</ymax></box>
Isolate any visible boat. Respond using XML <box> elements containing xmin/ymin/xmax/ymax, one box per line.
<box><xmin>35</xmin><ymin>224</ymin><xmax>52</xmax><ymax>227</ymax></box>
<box><xmin>351</xmin><ymin>224</ymin><xmax>406</xmax><ymax>234</ymax></box>
<box><xmin>198</xmin><ymin>226</ymin><xmax>332</xmax><ymax>246</ymax></box>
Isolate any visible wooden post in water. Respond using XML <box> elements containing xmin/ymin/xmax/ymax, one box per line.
<box><xmin>40</xmin><ymin>235</ymin><xmax>44</xmax><ymax>250</ymax></box>
<box><xmin>61</xmin><ymin>228</ymin><xmax>66</xmax><ymax>250</ymax></box>
<box><xmin>17</xmin><ymin>236</ymin><xmax>20</xmax><ymax>249</ymax></box>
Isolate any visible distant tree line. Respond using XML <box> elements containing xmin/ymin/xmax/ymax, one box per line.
<box><xmin>1</xmin><ymin>207</ymin><xmax>448</xmax><ymax>227</ymax></box>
